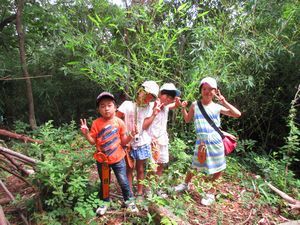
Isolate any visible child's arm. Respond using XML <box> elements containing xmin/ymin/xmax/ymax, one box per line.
<box><xmin>119</xmin><ymin>120</ymin><xmax>136</xmax><ymax>145</ymax></box>
<box><xmin>120</xmin><ymin>131</ymin><xmax>134</xmax><ymax>146</ymax></box>
<box><xmin>80</xmin><ymin>119</ymin><xmax>96</xmax><ymax>145</ymax></box>
<box><xmin>214</xmin><ymin>90</ymin><xmax>241</xmax><ymax>118</ymax></box>
<box><xmin>181</xmin><ymin>101</ymin><xmax>194</xmax><ymax>123</ymax></box>
<box><xmin>168</xmin><ymin>97</ymin><xmax>182</xmax><ymax>110</ymax></box>
<box><xmin>143</xmin><ymin>99</ymin><xmax>162</xmax><ymax>130</ymax></box>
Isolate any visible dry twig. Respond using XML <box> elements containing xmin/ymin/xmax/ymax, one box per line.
<box><xmin>239</xmin><ymin>208</ymin><xmax>253</xmax><ymax>225</ymax></box>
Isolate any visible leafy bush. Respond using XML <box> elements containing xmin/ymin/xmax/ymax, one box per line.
<box><xmin>25</xmin><ymin>121</ymin><xmax>99</xmax><ymax>223</ymax></box>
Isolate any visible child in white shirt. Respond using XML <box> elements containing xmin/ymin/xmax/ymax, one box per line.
<box><xmin>117</xmin><ymin>81</ymin><xmax>159</xmax><ymax>196</ymax></box>
<box><xmin>143</xmin><ymin>83</ymin><xmax>181</xmax><ymax>176</ymax></box>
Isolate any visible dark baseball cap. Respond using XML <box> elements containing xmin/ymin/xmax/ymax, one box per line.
<box><xmin>96</xmin><ymin>92</ymin><xmax>115</xmax><ymax>106</ymax></box>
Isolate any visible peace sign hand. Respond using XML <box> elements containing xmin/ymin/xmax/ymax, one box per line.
<box><xmin>80</xmin><ymin>118</ymin><xmax>89</xmax><ymax>135</ymax></box>
<box><xmin>214</xmin><ymin>89</ymin><xmax>226</xmax><ymax>104</ymax></box>
<box><xmin>153</xmin><ymin>99</ymin><xmax>163</xmax><ymax>116</ymax></box>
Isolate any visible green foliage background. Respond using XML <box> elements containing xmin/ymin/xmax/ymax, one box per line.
<box><xmin>0</xmin><ymin>0</ymin><xmax>299</xmax><ymax>222</ymax></box>
<box><xmin>1</xmin><ymin>0</ymin><xmax>299</xmax><ymax>152</ymax></box>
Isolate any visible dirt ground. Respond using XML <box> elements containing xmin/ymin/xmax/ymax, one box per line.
<box><xmin>1</xmin><ymin>167</ymin><xmax>299</xmax><ymax>225</ymax></box>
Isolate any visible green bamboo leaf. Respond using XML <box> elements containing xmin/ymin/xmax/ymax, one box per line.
<box><xmin>95</xmin><ymin>14</ymin><xmax>102</xmax><ymax>24</ymax></box>
<box><xmin>88</xmin><ymin>15</ymin><xmax>99</xmax><ymax>27</ymax></box>
<box><xmin>67</xmin><ymin>61</ymin><xmax>79</xmax><ymax>65</ymax></box>
<box><xmin>109</xmin><ymin>23</ymin><xmax>118</xmax><ymax>29</ymax></box>
<box><xmin>197</xmin><ymin>11</ymin><xmax>209</xmax><ymax>18</ymax></box>
<box><xmin>177</xmin><ymin>3</ymin><xmax>188</xmax><ymax>12</ymax></box>
<box><xmin>127</xmin><ymin>28</ymin><xmax>136</xmax><ymax>32</ymax></box>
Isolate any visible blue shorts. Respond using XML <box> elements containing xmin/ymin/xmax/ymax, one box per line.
<box><xmin>130</xmin><ymin>144</ymin><xmax>151</xmax><ymax>160</ymax></box>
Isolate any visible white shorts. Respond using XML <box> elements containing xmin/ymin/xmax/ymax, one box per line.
<box><xmin>157</xmin><ymin>144</ymin><xmax>169</xmax><ymax>164</ymax></box>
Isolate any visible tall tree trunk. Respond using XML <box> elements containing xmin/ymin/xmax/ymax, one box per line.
<box><xmin>123</xmin><ymin>0</ymin><xmax>131</xmax><ymax>98</ymax></box>
<box><xmin>15</xmin><ymin>0</ymin><xmax>37</xmax><ymax>129</ymax></box>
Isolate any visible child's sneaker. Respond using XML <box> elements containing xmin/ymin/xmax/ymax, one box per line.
<box><xmin>144</xmin><ymin>189</ymin><xmax>153</xmax><ymax>198</ymax></box>
<box><xmin>174</xmin><ymin>183</ymin><xmax>188</xmax><ymax>192</ymax></box>
<box><xmin>96</xmin><ymin>203</ymin><xmax>109</xmax><ymax>216</ymax></box>
<box><xmin>126</xmin><ymin>201</ymin><xmax>139</xmax><ymax>213</ymax></box>
<box><xmin>200</xmin><ymin>193</ymin><xmax>215</xmax><ymax>206</ymax></box>
<box><xmin>157</xmin><ymin>190</ymin><xmax>168</xmax><ymax>198</ymax></box>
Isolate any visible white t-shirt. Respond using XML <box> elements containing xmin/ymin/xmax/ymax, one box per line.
<box><xmin>147</xmin><ymin>104</ymin><xmax>169</xmax><ymax>146</ymax></box>
<box><xmin>118</xmin><ymin>100</ymin><xmax>152</xmax><ymax>147</ymax></box>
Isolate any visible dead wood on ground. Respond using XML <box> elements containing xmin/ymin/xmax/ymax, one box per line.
<box><xmin>0</xmin><ymin>129</ymin><xmax>42</xmax><ymax>144</ymax></box>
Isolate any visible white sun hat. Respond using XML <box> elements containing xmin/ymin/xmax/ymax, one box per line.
<box><xmin>199</xmin><ymin>77</ymin><xmax>218</xmax><ymax>89</ymax></box>
<box><xmin>142</xmin><ymin>81</ymin><xmax>159</xmax><ymax>98</ymax></box>
<box><xmin>160</xmin><ymin>83</ymin><xmax>181</xmax><ymax>96</ymax></box>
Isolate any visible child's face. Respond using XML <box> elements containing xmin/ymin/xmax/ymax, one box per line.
<box><xmin>159</xmin><ymin>94</ymin><xmax>175</xmax><ymax>105</ymax></box>
<box><xmin>138</xmin><ymin>90</ymin><xmax>155</xmax><ymax>104</ymax></box>
<box><xmin>98</xmin><ymin>98</ymin><xmax>116</xmax><ymax>119</ymax></box>
<box><xmin>144</xmin><ymin>93</ymin><xmax>155</xmax><ymax>104</ymax></box>
<box><xmin>201</xmin><ymin>83</ymin><xmax>217</xmax><ymax>99</ymax></box>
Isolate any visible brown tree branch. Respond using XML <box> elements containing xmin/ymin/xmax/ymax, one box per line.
<box><xmin>2</xmin><ymin>153</ymin><xmax>32</xmax><ymax>176</ymax></box>
<box><xmin>0</xmin><ymin>164</ymin><xmax>32</xmax><ymax>186</ymax></box>
<box><xmin>0</xmin><ymin>129</ymin><xmax>42</xmax><ymax>144</ymax></box>
<box><xmin>0</xmin><ymin>146</ymin><xmax>37</xmax><ymax>165</ymax></box>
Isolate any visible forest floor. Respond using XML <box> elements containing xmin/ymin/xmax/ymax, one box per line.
<box><xmin>1</xmin><ymin>166</ymin><xmax>299</xmax><ymax>225</ymax></box>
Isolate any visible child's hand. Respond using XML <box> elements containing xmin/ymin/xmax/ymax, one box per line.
<box><xmin>174</xmin><ymin>97</ymin><xmax>181</xmax><ymax>108</ymax></box>
<box><xmin>214</xmin><ymin>89</ymin><xmax>226</xmax><ymax>104</ymax></box>
<box><xmin>80</xmin><ymin>119</ymin><xmax>89</xmax><ymax>135</ymax></box>
<box><xmin>222</xmin><ymin>131</ymin><xmax>237</xmax><ymax>140</ymax></box>
<box><xmin>153</xmin><ymin>99</ymin><xmax>163</xmax><ymax>116</ymax></box>
<box><xmin>181</xmin><ymin>100</ymin><xmax>188</xmax><ymax>108</ymax></box>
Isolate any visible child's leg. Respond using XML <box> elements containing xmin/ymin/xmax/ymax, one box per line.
<box><xmin>136</xmin><ymin>159</ymin><xmax>146</xmax><ymax>195</ymax></box>
<box><xmin>111</xmin><ymin>159</ymin><xmax>133</xmax><ymax>201</ymax></box>
<box><xmin>211</xmin><ymin>171</ymin><xmax>222</xmax><ymax>181</ymax></box>
<box><xmin>126</xmin><ymin>162</ymin><xmax>134</xmax><ymax>192</ymax></box>
<box><xmin>155</xmin><ymin>144</ymin><xmax>169</xmax><ymax>176</ymax></box>
<box><xmin>156</xmin><ymin>163</ymin><xmax>164</xmax><ymax>176</ymax></box>
<box><xmin>185</xmin><ymin>170</ymin><xmax>194</xmax><ymax>184</ymax></box>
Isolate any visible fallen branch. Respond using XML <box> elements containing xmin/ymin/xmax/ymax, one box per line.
<box><xmin>0</xmin><ymin>129</ymin><xmax>42</xmax><ymax>144</ymax></box>
<box><xmin>0</xmin><ymin>205</ymin><xmax>8</xmax><ymax>225</ymax></box>
<box><xmin>110</xmin><ymin>193</ymin><xmax>123</xmax><ymax>199</ymax></box>
<box><xmin>0</xmin><ymin>179</ymin><xmax>29</xmax><ymax>225</ymax></box>
<box><xmin>266</xmin><ymin>182</ymin><xmax>300</xmax><ymax>209</ymax></box>
<box><xmin>0</xmin><ymin>146</ymin><xmax>37</xmax><ymax>165</ymax></box>
<box><xmin>148</xmin><ymin>203</ymin><xmax>191</xmax><ymax>225</ymax></box>
<box><xmin>278</xmin><ymin>221</ymin><xmax>300</xmax><ymax>225</ymax></box>
<box><xmin>2</xmin><ymin>153</ymin><xmax>32</xmax><ymax>176</ymax></box>
<box><xmin>0</xmin><ymin>164</ymin><xmax>32</xmax><ymax>187</ymax></box>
